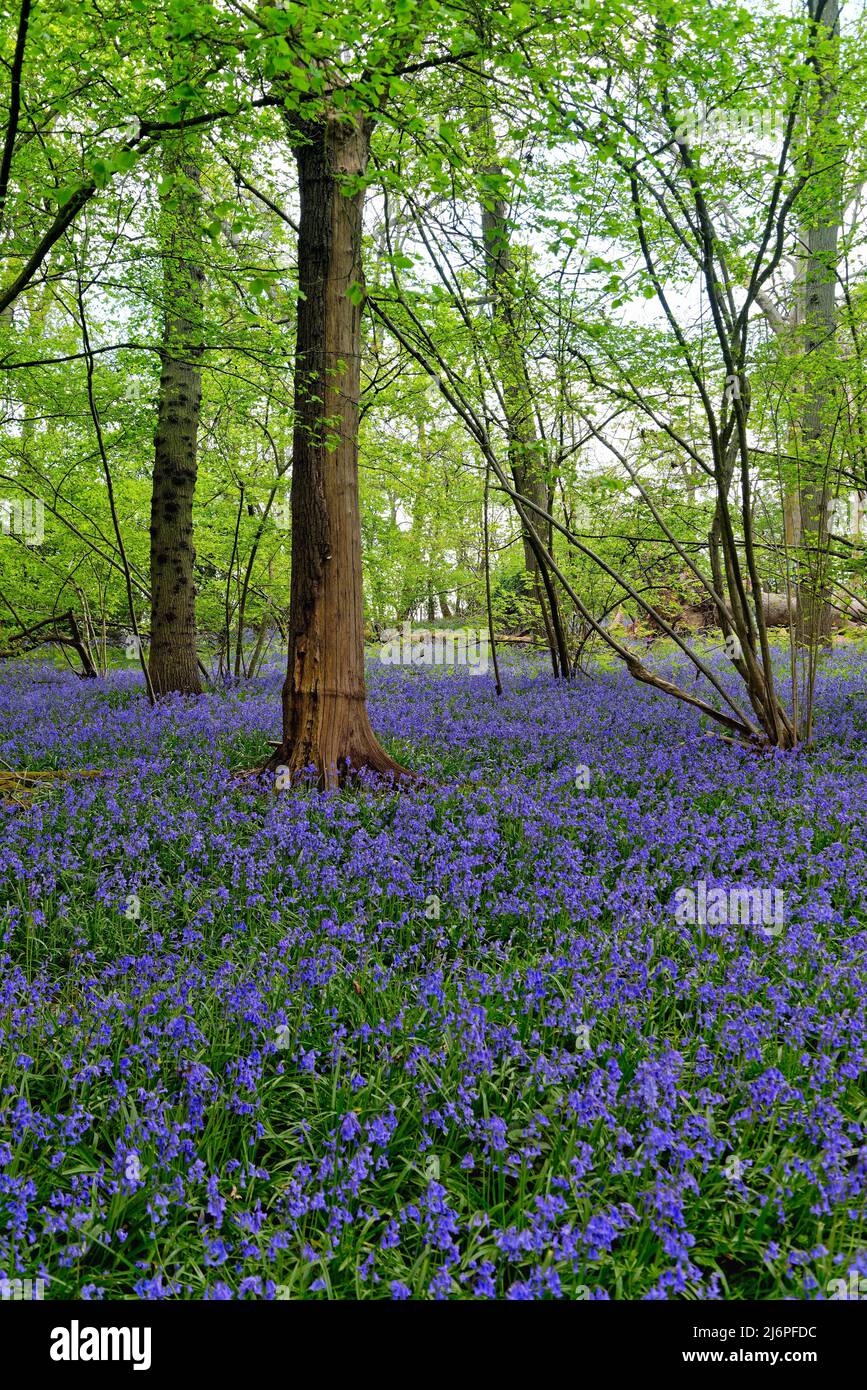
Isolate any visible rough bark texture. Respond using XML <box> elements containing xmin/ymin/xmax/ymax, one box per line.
<box><xmin>271</xmin><ymin>114</ymin><xmax>407</xmax><ymax>787</ymax></box>
<box><xmin>148</xmin><ymin>137</ymin><xmax>204</xmax><ymax>696</ymax></box>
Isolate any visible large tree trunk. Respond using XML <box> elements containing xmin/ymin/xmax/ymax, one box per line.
<box><xmin>148</xmin><ymin>135</ymin><xmax>204</xmax><ymax>696</ymax></box>
<box><xmin>271</xmin><ymin>113</ymin><xmax>407</xmax><ymax>787</ymax></box>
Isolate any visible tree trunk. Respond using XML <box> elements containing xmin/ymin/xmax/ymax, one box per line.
<box><xmin>396</xmin><ymin>421</ymin><xmax>432</xmax><ymax>622</ymax></box>
<box><xmin>798</xmin><ymin>0</ymin><xmax>841</xmax><ymax>647</ymax></box>
<box><xmin>478</xmin><ymin>152</ymin><xmax>571</xmax><ymax>677</ymax></box>
<box><xmin>148</xmin><ymin>135</ymin><xmax>204</xmax><ymax>696</ymax></box>
<box><xmin>271</xmin><ymin>113</ymin><xmax>407</xmax><ymax>787</ymax></box>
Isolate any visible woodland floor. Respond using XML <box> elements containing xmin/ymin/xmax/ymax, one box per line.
<box><xmin>0</xmin><ymin>647</ymin><xmax>865</xmax><ymax>1299</ymax></box>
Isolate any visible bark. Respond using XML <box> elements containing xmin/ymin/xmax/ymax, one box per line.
<box><xmin>270</xmin><ymin>113</ymin><xmax>407</xmax><ymax>787</ymax></box>
<box><xmin>798</xmin><ymin>0</ymin><xmax>841</xmax><ymax>646</ymax></box>
<box><xmin>467</xmin><ymin>33</ymin><xmax>570</xmax><ymax>675</ymax></box>
<box><xmin>479</xmin><ymin>164</ymin><xmax>571</xmax><ymax>678</ymax></box>
<box><xmin>148</xmin><ymin>134</ymin><xmax>204</xmax><ymax>696</ymax></box>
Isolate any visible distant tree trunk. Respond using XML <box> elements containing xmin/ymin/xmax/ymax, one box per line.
<box><xmin>798</xmin><ymin>0</ymin><xmax>841</xmax><ymax>647</ymax></box>
<box><xmin>270</xmin><ymin>113</ymin><xmax>407</xmax><ymax>786</ymax></box>
<box><xmin>246</xmin><ymin>611</ymin><xmax>271</xmax><ymax>679</ymax></box>
<box><xmin>396</xmin><ymin>422</ymin><xmax>432</xmax><ymax>622</ymax></box>
<box><xmin>475</xmin><ymin>95</ymin><xmax>570</xmax><ymax>677</ymax></box>
<box><xmin>148</xmin><ymin>134</ymin><xmax>204</xmax><ymax>696</ymax></box>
